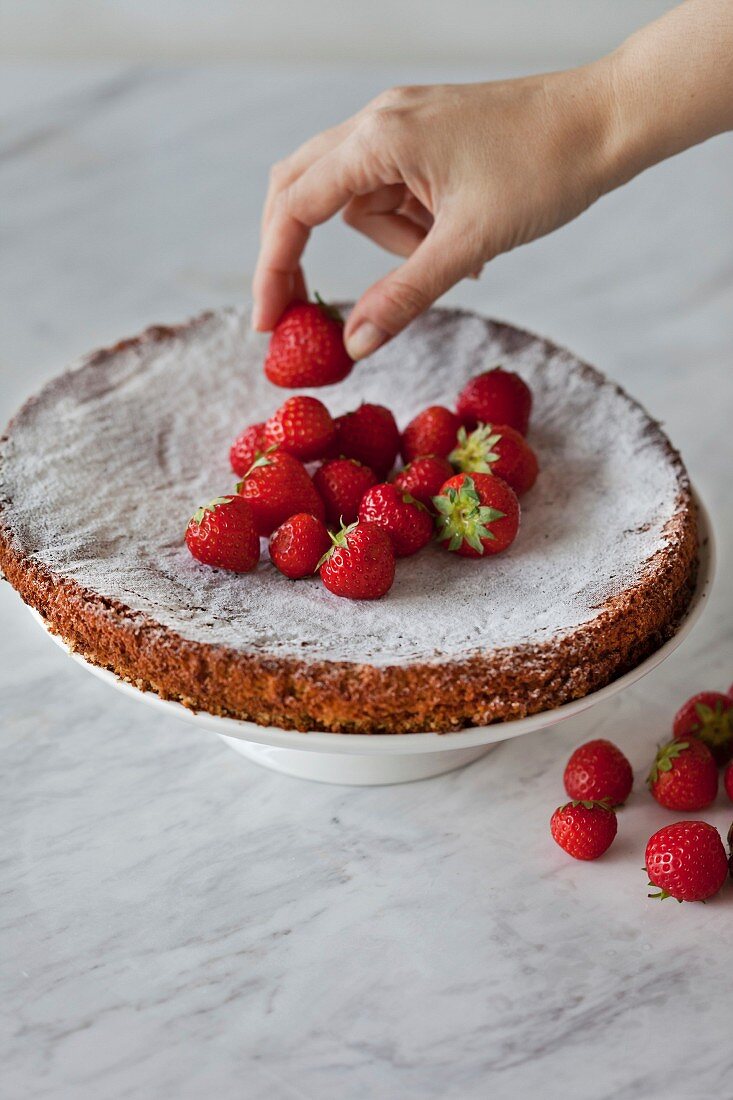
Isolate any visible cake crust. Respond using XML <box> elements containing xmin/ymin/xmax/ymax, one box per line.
<box><xmin>0</xmin><ymin>310</ymin><xmax>699</xmax><ymax>734</ymax></box>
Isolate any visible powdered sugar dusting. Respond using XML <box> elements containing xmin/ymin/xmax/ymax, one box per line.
<box><xmin>1</xmin><ymin>305</ymin><xmax>687</xmax><ymax>666</ymax></box>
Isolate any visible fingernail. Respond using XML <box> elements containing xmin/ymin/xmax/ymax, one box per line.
<box><xmin>346</xmin><ymin>321</ymin><xmax>387</xmax><ymax>360</ymax></box>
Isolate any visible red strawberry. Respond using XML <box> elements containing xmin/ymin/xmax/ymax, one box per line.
<box><xmin>333</xmin><ymin>403</ymin><xmax>400</xmax><ymax>478</ymax></box>
<box><xmin>263</xmin><ymin>396</ymin><xmax>336</xmax><ymax>463</ymax></box>
<box><xmin>264</xmin><ymin>295</ymin><xmax>353</xmax><ymax>388</ymax></box>
<box><xmin>673</xmin><ymin>691</ymin><xmax>733</xmax><ymax>765</ymax></box>
<box><xmin>550</xmin><ymin>800</ymin><xmax>617</xmax><ymax>860</ymax></box>
<box><xmin>563</xmin><ymin>739</ymin><xmax>633</xmax><ymax>807</ymax></box>
<box><xmin>724</xmin><ymin>760</ymin><xmax>733</xmax><ymax>802</ymax></box>
<box><xmin>400</xmin><ymin>405</ymin><xmax>461</xmax><ymax>464</ymax></box>
<box><xmin>237</xmin><ymin>450</ymin><xmax>325</xmax><ymax>536</ymax></box>
<box><xmin>645</xmin><ymin>820</ymin><xmax>728</xmax><ymax>902</ymax></box>
<box><xmin>456</xmin><ymin>368</ymin><xmax>532</xmax><ymax>435</ymax></box>
<box><xmin>185</xmin><ymin>495</ymin><xmax>259</xmax><ymax>573</ymax></box>
<box><xmin>229</xmin><ymin>422</ymin><xmax>267</xmax><ymax>478</ymax></box>
<box><xmin>393</xmin><ymin>455</ymin><xmax>454</xmax><ymax>511</ymax></box>
<box><xmin>359</xmin><ymin>483</ymin><xmax>433</xmax><ymax>558</ymax></box>
<box><xmin>269</xmin><ymin>512</ymin><xmax>331</xmax><ymax>580</ymax></box>
<box><xmin>434</xmin><ymin>473</ymin><xmax>519</xmax><ymax>557</ymax></box>
<box><xmin>647</xmin><ymin>738</ymin><xmax>718</xmax><ymax>811</ymax></box>
<box><xmin>449</xmin><ymin>423</ymin><xmax>539</xmax><ymax>496</ymax></box>
<box><xmin>320</xmin><ymin>521</ymin><xmax>395</xmax><ymax>600</ymax></box>
<box><xmin>313</xmin><ymin>458</ymin><xmax>377</xmax><ymax>527</ymax></box>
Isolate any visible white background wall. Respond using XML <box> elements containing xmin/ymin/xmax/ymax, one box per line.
<box><xmin>1</xmin><ymin>1</ymin><xmax>675</xmax><ymax>66</ymax></box>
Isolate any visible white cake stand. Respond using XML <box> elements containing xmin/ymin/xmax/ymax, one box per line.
<box><xmin>28</xmin><ymin>499</ymin><xmax>714</xmax><ymax>786</ymax></box>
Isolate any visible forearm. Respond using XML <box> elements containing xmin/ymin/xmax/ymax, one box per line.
<box><xmin>599</xmin><ymin>0</ymin><xmax>733</xmax><ymax>192</ymax></box>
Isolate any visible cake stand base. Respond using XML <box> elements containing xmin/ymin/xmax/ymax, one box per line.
<box><xmin>218</xmin><ymin>735</ymin><xmax>496</xmax><ymax>785</ymax></box>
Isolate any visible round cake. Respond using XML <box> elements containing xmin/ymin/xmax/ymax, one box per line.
<box><xmin>0</xmin><ymin>305</ymin><xmax>697</xmax><ymax>734</ymax></box>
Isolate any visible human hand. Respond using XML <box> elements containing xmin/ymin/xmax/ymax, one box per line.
<box><xmin>253</xmin><ymin>68</ymin><xmax>614</xmax><ymax>358</ymax></box>
<box><xmin>253</xmin><ymin>0</ymin><xmax>733</xmax><ymax>360</ymax></box>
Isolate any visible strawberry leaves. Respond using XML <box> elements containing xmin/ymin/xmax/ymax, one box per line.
<box><xmin>449</xmin><ymin>423</ymin><xmax>502</xmax><ymax>474</ymax></box>
<box><xmin>433</xmin><ymin>476</ymin><xmax>505</xmax><ymax>554</ymax></box>
<box><xmin>647</xmin><ymin>740</ymin><xmax>690</xmax><ymax>786</ymax></box>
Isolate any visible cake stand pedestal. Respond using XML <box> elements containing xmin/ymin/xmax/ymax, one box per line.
<box><xmin>219</xmin><ymin>737</ymin><xmax>495</xmax><ymax>784</ymax></box>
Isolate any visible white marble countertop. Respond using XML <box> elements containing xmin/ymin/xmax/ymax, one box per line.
<box><xmin>1</xmin><ymin>62</ymin><xmax>732</xmax><ymax>1099</ymax></box>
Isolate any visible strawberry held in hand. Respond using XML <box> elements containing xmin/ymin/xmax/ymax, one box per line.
<box><xmin>230</xmin><ymin>422</ymin><xmax>267</xmax><ymax>478</ymax></box>
<box><xmin>393</xmin><ymin>455</ymin><xmax>454</xmax><ymax>511</ymax></box>
<box><xmin>673</xmin><ymin>691</ymin><xmax>733</xmax><ymax>765</ymax></box>
<box><xmin>237</xmin><ymin>450</ymin><xmax>325</xmax><ymax>536</ymax></box>
<box><xmin>550</xmin><ymin>800</ymin><xmax>617</xmax><ymax>860</ymax></box>
<box><xmin>264</xmin><ymin>295</ymin><xmax>353</xmax><ymax>388</ymax></box>
<box><xmin>359</xmin><ymin>483</ymin><xmax>433</xmax><ymax>557</ymax></box>
<box><xmin>263</xmin><ymin>396</ymin><xmax>336</xmax><ymax>463</ymax></box>
<box><xmin>319</xmin><ymin>520</ymin><xmax>395</xmax><ymax>600</ymax></box>
<box><xmin>456</xmin><ymin>367</ymin><xmax>532</xmax><ymax>435</ymax></box>
<box><xmin>647</xmin><ymin>738</ymin><xmax>718</xmax><ymax>811</ymax></box>
<box><xmin>269</xmin><ymin>513</ymin><xmax>331</xmax><ymax>580</ymax></box>
<box><xmin>333</xmin><ymin>403</ymin><xmax>400</xmax><ymax>478</ymax></box>
<box><xmin>313</xmin><ymin>457</ymin><xmax>377</xmax><ymax>526</ymax></box>
<box><xmin>645</xmin><ymin>820</ymin><xmax>728</xmax><ymax>902</ymax></box>
<box><xmin>564</xmin><ymin>739</ymin><xmax>633</xmax><ymax>807</ymax></box>
<box><xmin>434</xmin><ymin>473</ymin><xmax>519</xmax><ymax>557</ymax></box>
<box><xmin>400</xmin><ymin>405</ymin><xmax>461</xmax><ymax>464</ymax></box>
<box><xmin>449</xmin><ymin>423</ymin><xmax>538</xmax><ymax>496</ymax></box>
<box><xmin>186</xmin><ymin>496</ymin><xmax>260</xmax><ymax>573</ymax></box>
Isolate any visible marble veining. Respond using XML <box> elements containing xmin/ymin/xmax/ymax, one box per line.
<box><xmin>0</xmin><ymin>62</ymin><xmax>732</xmax><ymax>1100</ymax></box>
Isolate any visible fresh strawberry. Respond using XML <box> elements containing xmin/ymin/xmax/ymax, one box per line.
<box><xmin>400</xmin><ymin>405</ymin><xmax>461</xmax><ymax>463</ymax></box>
<box><xmin>333</xmin><ymin>403</ymin><xmax>400</xmax><ymax>477</ymax></box>
<box><xmin>393</xmin><ymin>455</ymin><xmax>454</xmax><ymax>511</ymax></box>
<box><xmin>313</xmin><ymin>458</ymin><xmax>377</xmax><ymax>527</ymax></box>
<box><xmin>673</xmin><ymin>691</ymin><xmax>733</xmax><ymax>765</ymax></box>
<box><xmin>550</xmin><ymin>800</ymin><xmax>617</xmax><ymax>861</ymax></box>
<box><xmin>319</xmin><ymin>520</ymin><xmax>395</xmax><ymax>600</ymax></box>
<box><xmin>359</xmin><ymin>483</ymin><xmax>433</xmax><ymax>558</ymax></box>
<box><xmin>269</xmin><ymin>512</ymin><xmax>331</xmax><ymax>580</ymax></box>
<box><xmin>264</xmin><ymin>295</ymin><xmax>353</xmax><ymax>388</ymax></box>
<box><xmin>724</xmin><ymin>760</ymin><xmax>733</xmax><ymax>802</ymax></box>
<box><xmin>185</xmin><ymin>495</ymin><xmax>259</xmax><ymax>573</ymax></box>
<box><xmin>237</xmin><ymin>450</ymin><xmax>325</xmax><ymax>536</ymax></box>
<box><xmin>647</xmin><ymin>738</ymin><xmax>718</xmax><ymax>811</ymax></box>
<box><xmin>263</xmin><ymin>396</ymin><xmax>336</xmax><ymax>463</ymax></box>
<box><xmin>456</xmin><ymin>368</ymin><xmax>532</xmax><ymax>435</ymax></box>
<box><xmin>645</xmin><ymin>821</ymin><xmax>728</xmax><ymax>902</ymax></box>
<box><xmin>229</xmin><ymin>422</ymin><xmax>267</xmax><ymax>478</ymax></box>
<box><xmin>433</xmin><ymin>473</ymin><xmax>519</xmax><ymax>557</ymax></box>
<box><xmin>563</xmin><ymin>739</ymin><xmax>633</xmax><ymax>807</ymax></box>
<box><xmin>449</xmin><ymin>423</ymin><xmax>538</xmax><ymax>495</ymax></box>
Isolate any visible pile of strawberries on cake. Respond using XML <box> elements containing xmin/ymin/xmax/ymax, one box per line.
<box><xmin>185</xmin><ymin>297</ymin><xmax>539</xmax><ymax>600</ymax></box>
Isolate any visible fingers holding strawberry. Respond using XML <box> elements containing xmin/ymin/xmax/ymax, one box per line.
<box><xmin>264</xmin><ymin>295</ymin><xmax>353</xmax><ymax>388</ymax></box>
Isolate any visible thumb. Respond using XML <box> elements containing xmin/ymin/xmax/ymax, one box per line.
<box><xmin>344</xmin><ymin>220</ymin><xmax>481</xmax><ymax>360</ymax></box>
